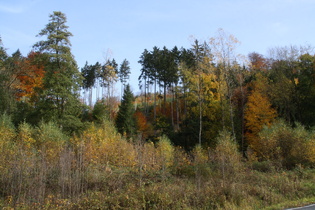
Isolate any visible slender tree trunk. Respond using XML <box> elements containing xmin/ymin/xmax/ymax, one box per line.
<box><xmin>89</xmin><ymin>87</ymin><xmax>92</xmax><ymax>107</ymax></box>
<box><xmin>184</xmin><ymin>83</ymin><xmax>187</xmax><ymax>119</ymax></box>
<box><xmin>226</xmin><ymin>68</ymin><xmax>236</xmax><ymax>140</ymax></box>
<box><xmin>176</xmin><ymin>85</ymin><xmax>180</xmax><ymax>130</ymax></box>
<box><xmin>82</xmin><ymin>89</ymin><xmax>86</xmax><ymax>105</ymax></box>
<box><xmin>229</xmin><ymin>93</ymin><xmax>236</xmax><ymax>139</ymax></box>
<box><xmin>164</xmin><ymin>84</ymin><xmax>167</xmax><ymax>114</ymax></box>
<box><xmin>154</xmin><ymin>79</ymin><xmax>157</xmax><ymax>121</ymax></box>
<box><xmin>96</xmin><ymin>80</ymin><xmax>99</xmax><ymax>100</ymax></box>
<box><xmin>198</xmin><ymin>74</ymin><xmax>202</xmax><ymax>146</ymax></box>
<box><xmin>108</xmin><ymin>81</ymin><xmax>112</xmax><ymax>120</ymax></box>
<box><xmin>144</xmin><ymin>78</ymin><xmax>147</xmax><ymax>114</ymax></box>
<box><xmin>240</xmin><ymin>74</ymin><xmax>245</xmax><ymax>156</ymax></box>
<box><xmin>101</xmin><ymin>82</ymin><xmax>104</xmax><ymax>99</ymax></box>
<box><xmin>171</xmin><ymin>85</ymin><xmax>174</xmax><ymax>128</ymax></box>
<box><xmin>121</xmin><ymin>84</ymin><xmax>123</xmax><ymax>100</ymax></box>
<box><xmin>220</xmin><ymin>70</ymin><xmax>226</xmax><ymax>128</ymax></box>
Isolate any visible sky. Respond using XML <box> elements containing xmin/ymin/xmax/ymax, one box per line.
<box><xmin>1</xmin><ymin>0</ymin><xmax>315</xmax><ymax>94</ymax></box>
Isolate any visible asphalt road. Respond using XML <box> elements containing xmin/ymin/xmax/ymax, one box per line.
<box><xmin>286</xmin><ymin>204</ymin><xmax>315</xmax><ymax>210</ymax></box>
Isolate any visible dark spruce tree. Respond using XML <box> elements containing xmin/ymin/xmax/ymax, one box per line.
<box><xmin>33</xmin><ymin>11</ymin><xmax>83</xmax><ymax>134</ymax></box>
<box><xmin>115</xmin><ymin>84</ymin><xmax>135</xmax><ymax>138</ymax></box>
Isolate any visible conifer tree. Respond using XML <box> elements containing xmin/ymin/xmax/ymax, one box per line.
<box><xmin>33</xmin><ymin>11</ymin><xmax>83</xmax><ymax>133</ymax></box>
<box><xmin>82</xmin><ymin>61</ymin><xmax>100</xmax><ymax>106</ymax></box>
<box><xmin>115</xmin><ymin>84</ymin><xmax>135</xmax><ymax>138</ymax></box>
<box><xmin>118</xmin><ymin>59</ymin><xmax>131</xmax><ymax>89</ymax></box>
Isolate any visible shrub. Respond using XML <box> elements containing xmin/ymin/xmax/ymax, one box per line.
<box><xmin>17</xmin><ymin>122</ymin><xmax>36</xmax><ymax>151</ymax></box>
<box><xmin>35</xmin><ymin>121</ymin><xmax>68</xmax><ymax>163</ymax></box>
<box><xmin>92</xmin><ymin>99</ymin><xmax>109</xmax><ymax>123</ymax></box>
<box><xmin>214</xmin><ymin>129</ymin><xmax>243</xmax><ymax>178</ymax></box>
<box><xmin>0</xmin><ymin>114</ymin><xmax>16</xmax><ymax>174</ymax></box>
<box><xmin>80</xmin><ymin>120</ymin><xmax>136</xmax><ymax>169</ymax></box>
<box><xmin>157</xmin><ymin>135</ymin><xmax>174</xmax><ymax>170</ymax></box>
<box><xmin>258</xmin><ymin>120</ymin><xmax>315</xmax><ymax>168</ymax></box>
<box><xmin>171</xmin><ymin>147</ymin><xmax>193</xmax><ymax>177</ymax></box>
<box><xmin>0</xmin><ymin>113</ymin><xmax>15</xmax><ymax>142</ymax></box>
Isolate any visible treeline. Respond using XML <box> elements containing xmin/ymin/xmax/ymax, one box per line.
<box><xmin>124</xmin><ymin>34</ymin><xmax>315</xmax><ymax>167</ymax></box>
<box><xmin>1</xmin><ymin>11</ymin><xmax>315</xmax><ymax>166</ymax></box>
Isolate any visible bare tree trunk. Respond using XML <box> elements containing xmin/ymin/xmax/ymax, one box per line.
<box><xmin>89</xmin><ymin>87</ymin><xmax>93</xmax><ymax>107</ymax></box>
<box><xmin>96</xmin><ymin>80</ymin><xmax>99</xmax><ymax>101</ymax></box>
<box><xmin>229</xmin><ymin>92</ymin><xmax>236</xmax><ymax>140</ymax></box>
<box><xmin>198</xmin><ymin>75</ymin><xmax>202</xmax><ymax>146</ymax></box>
<box><xmin>164</xmin><ymin>84</ymin><xmax>167</xmax><ymax>115</ymax></box>
<box><xmin>176</xmin><ymin>86</ymin><xmax>180</xmax><ymax>131</ymax></box>
<box><xmin>184</xmin><ymin>85</ymin><xmax>187</xmax><ymax>118</ymax></box>
<box><xmin>154</xmin><ymin>79</ymin><xmax>157</xmax><ymax>121</ymax></box>
<box><xmin>171</xmin><ymin>86</ymin><xmax>174</xmax><ymax>128</ymax></box>
<box><xmin>239</xmin><ymin>72</ymin><xmax>246</xmax><ymax>156</ymax></box>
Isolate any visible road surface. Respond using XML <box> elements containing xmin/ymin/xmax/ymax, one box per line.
<box><xmin>286</xmin><ymin>204</ymin><xmax>315</xmax><ymax>210</ymax></box>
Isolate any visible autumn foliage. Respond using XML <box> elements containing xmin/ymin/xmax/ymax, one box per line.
<box><xmin>14</xmin><ymin>52</ymin><xmax>45</xmax><ymax>101</ymax></box>
<box><xmin>134</xmin><ymin>110</ymin><xmax>153</xmax><ymax>139</ymax></box>
<box><xmin>245</xmin><ymin>73</ymin><xmax>277</xmax><ymax>156</ymax></box>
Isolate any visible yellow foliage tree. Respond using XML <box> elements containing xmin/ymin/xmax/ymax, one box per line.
<box><xmin>182</xmin><ymin>55</ymin><xmax>221</xmax><ymax>146</ymax></box>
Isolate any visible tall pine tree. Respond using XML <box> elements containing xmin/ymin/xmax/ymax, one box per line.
<box><xmin>118</xmin><ymin>59</ymin><xmax>131</xmax><ymax>89</ymax></box>
<box><xmin>33</xmin><ymin>11</ymin><xmax>83</xmax><ymax>133</ymax></box>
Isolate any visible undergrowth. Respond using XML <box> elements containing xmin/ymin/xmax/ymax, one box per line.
<box><xmin>1</xmin><ymin>115</ymin><xmax>315</xmax><ymax>209</ymax></box>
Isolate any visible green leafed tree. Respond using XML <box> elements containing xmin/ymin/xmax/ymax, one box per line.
<box><xmin>295</xmin><ymin>54</ymin><xmax>315</xmax><ymax>126</ymax></box>
<box><xmin>115</xmin><ymin>84</ymin><xmax>135</xmax><ymax>138</ymax></box>
<box><xmin>0</xmin><ymin>37</ymin><xmax>14</xmax><ymax>114</ymax></box>
<box><xmin>33</xmin><ymin>11</ymin><xmax>83</xmax><ymax>133</ymax></box>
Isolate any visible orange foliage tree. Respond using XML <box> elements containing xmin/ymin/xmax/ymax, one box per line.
<box><xmin>14</xmin><ymin>52</ymin><xmax>45</xmax><ymax>102</ymax></box>
<box><xmin>248</xmin><ymin>52</ymin><xmax>269</xmax><ymax>72</ymax></box>
<box><xmin>244</xmin><ymin>73</ymin><xmax>277</xmax><ymax>155</ymax></box>
<box><xmin>134</xmin><ymin>110</ymin><xmax>153</xmax><ymax>139</ymax></box>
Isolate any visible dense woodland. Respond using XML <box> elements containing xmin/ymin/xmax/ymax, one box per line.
<box><xmin>1</xmin><ymin>11</ymin><xmax>315</xmax><ymax>209</ymax></box>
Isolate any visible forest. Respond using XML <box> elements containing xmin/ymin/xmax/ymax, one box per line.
<box><xmin>1</xmin><ymin>11</ymin><xmax>315</xmax><ymax>209</ymax></box>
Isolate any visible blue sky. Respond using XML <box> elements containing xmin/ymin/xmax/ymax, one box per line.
<box><xmin>1</xmin><ymin>0</ymin><xmax>315</xmax><ymax>94</ymax></box>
